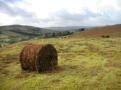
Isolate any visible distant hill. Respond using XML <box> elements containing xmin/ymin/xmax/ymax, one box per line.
<box><xmin>0</xmin><ymin>25</ymin><xmax>73</xmax><ymax>46</ymax></box>
<box><xmin>0</xmin><ymin>25</ymin><xmax>56</xmax><ymax>45</ymax></box>
<box><xmin>0</xmin><ymin>25</ymin><xmax>57</xmax><ymax>35</ymax></box>
<box><xmin>69</xmin><ymin>24</ymin><xmax>121</xmax><ymax>38</ymax></box>
<box><xmin>45</xmin><ymin>26</ymin><xmax>94</xmax><ymax>31</ymax></box>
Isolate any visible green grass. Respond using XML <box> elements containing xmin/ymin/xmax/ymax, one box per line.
<box><xmin>0</xmin><ymin>37</ymin><xmax>121</xmax><ymax>90</ymax></box>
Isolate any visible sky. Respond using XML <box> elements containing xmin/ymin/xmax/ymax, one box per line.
<box><xmin>0</xmin><ymin>0</ymin><xmax>121</xmax><ymax>27</ymax></box>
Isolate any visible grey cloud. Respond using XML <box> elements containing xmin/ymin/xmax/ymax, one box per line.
<box><xmin>0</xmin><ymin>0</ymin><xmax>43</xmax><ymax>27</ymax></box>
<box><xmin>38</xmin><ymin>9</ymin><xmax>107</xmax><ymax>26</ymax></box>
<box><xmin>0</xmin><ymin>0</ymin><xmax>41</xmax><ymax>25</ymax></box>
<box><xmin>0</xmin><ymin>1</ymin><xmax>34</xmax><ymax>17</ymax></box>
<box><xmin>0</xmin><ymin>0</ymin><xmax>121</xmax><ymax>27</ymax></box>
<box><xmin>40</xmin><ymin>8</ymin><xmax>121</xmax><ymax>26</ymax></box>
<box><xmin>1</xmin><ymin>0</ymin><xmax>22</xmax><ymax>4</ymax></box>
<box><xmin>56</xmin><ymin>9</ymin><xmax>101</xmax><ymax>21</ymax></box>
<box><xmin>99</xmin><ymin>8</ymin><xmax>121</xmax><ymax>24</ymax></box>
<box><xmin>39</xmin><ymin>9</ymin><xmax>101</xmax><ymax>22</ymax></box>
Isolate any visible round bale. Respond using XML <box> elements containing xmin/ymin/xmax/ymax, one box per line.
<box><xmin>20</xmin><ymin>44</ymin><xmax>58</xmax><ymax>72</ymax></box>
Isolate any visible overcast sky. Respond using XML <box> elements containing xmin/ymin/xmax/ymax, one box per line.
<box><xmin>0</xmin><ymin>0</ymin><xmax>121</xmax><ymax>27</ymax></box>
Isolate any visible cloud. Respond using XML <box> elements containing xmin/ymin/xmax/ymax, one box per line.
<box><xmin>0</xmin><ymin>0</ymin><xmax>121</xmax><ymax>27</ymax></box>
<box><xmin>39</xmin><ymin>9</ymin><xmax>101</xmax><ymax>26</ymax></box>
<box><xmin>0</xmin><ymin>1</ymin><xmax>34</xmax><ymax>17</ymax></box>
<box><xmin>56</xmin><ymin>9</ymin><xmax>101</xmax><ymax>21</ymax></box>
<box><xmin>37</xmin><ymin>7</ymin><xmax>121</xmax><ymax>26</ymax></box>
<box><xmin>0</xmin><ymin>0</ymin><xmax>40</xmax><ymax>26</ymax></box>
<box><xmin>1</xmin><ymin>0</ymin><xmax>21</xmax><ymax>3</ymax></box>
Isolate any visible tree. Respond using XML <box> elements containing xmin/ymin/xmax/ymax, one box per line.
<box><xmin>52</xmin><ymin>33</ymin><xmax>56</xmax><ymax>37</ymax></box>
<box><xmin>0</xmin><ymin>31</ymin><xmax>2</xmax><ymax>34</ymax></box>
<box><xmin>78</xmin><ymin>28</ymin><xmax>85</xmax><ymax>32</ymax></box>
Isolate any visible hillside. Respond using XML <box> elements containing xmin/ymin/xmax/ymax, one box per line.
<box><xmin>0</xmin><ymin>25</ymin><xmax>73</xmax><ymax>46</ymax></box>
<box><xmin>0</xmin><ymin>25</ymin><xmax>56</xmax><ymax>46</ymax></box>
<box><xmin>69</xmin><ymin>24</ymin><xmax>121</xmax><ymax>38</ymax></box>
<box><xmin>0</xmin><ymin>37</ymin><xmax>121</xmax><ymax>90</ymax></box>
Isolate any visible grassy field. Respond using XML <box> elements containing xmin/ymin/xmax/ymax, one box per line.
<box><xmin>0</xmin><ymin>37</ymin><xmax>121</xmax><ymax>90</ymax></box>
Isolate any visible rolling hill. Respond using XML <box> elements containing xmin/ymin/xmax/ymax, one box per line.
<box><xmin>0</xmin><ymin>25</ymin><xmax>57</xmax><ymax>46</ymax></box>
<box><xmin>69</xmin><ymin>24</ymin><xmax>121</xmax><ymax>38</ymax></box>
<box><xmin>0</xmin><ymin>25</ymin><xmax>73</xmax><ymax>46</ymax></box>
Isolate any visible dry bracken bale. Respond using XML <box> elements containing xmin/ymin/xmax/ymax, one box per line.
<box><xmin>101</xmin><ymin>35</ymin><xmax>110</xmax><ymax>38</ymax></box>
<box><xmin>20</xmin><ymin>44</ymin><xmax>58</xmax><ymax>72</ymax></box>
